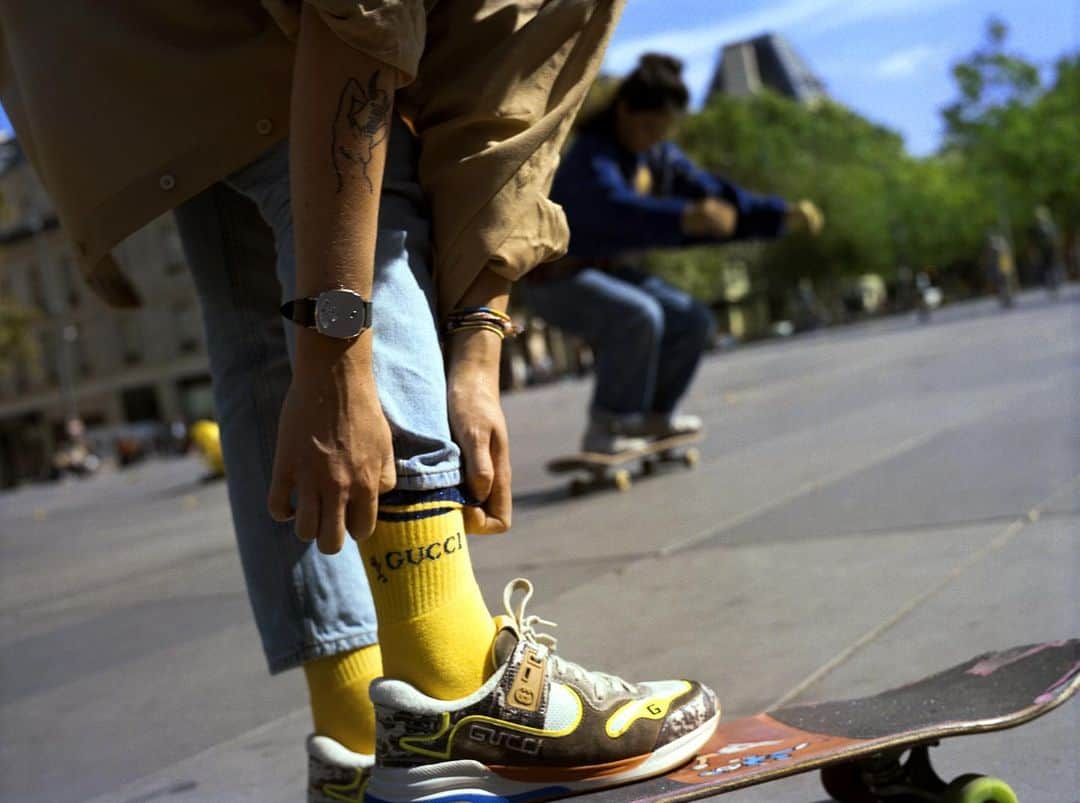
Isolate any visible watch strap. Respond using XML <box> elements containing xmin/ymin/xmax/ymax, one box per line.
<box><xmin>280</xmin><ymin>298</ymin><xmax>317</xmax><ymax>328</ymax></box>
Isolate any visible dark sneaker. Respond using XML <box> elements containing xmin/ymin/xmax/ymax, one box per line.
<box><xmin>581</xmin><ymin>413</ymin><xmax>650</xmax><ymax>455</ymax></box>
<box><xmin>365</xmin><ymin>579</ymin><xmax>719</xmax><ymax>802</ymax></box>
<box><xmin>307</xmin><ymin>734</ymin><xmax>373</xmax><ymax>803</ymax></box>
<box><xmin>629</xmin><ymin>412</ymin><xmax>703</xmax><ymax>440</ymax></box>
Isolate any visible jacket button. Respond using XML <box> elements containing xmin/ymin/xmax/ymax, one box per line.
<box><xmin>256</xmin><ymin>118</ymin><xmax>273</xmax><ymax>135</ymax></box>
<box><xmin>159</xmin><ymin>174</ymin><xmax>176</xmax><ymax>191</ymax></box>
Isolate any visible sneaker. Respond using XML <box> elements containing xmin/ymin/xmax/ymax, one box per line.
<box><xmin>307</xmin><ymin>734</ymin><xmax>374</xmax><ymax>803</ymax></box>
<box><xmin>581</xmin><ymin>413</ymin><xmax>650</xmax><ymax>455</ymax></box>
<box><xmin>628</xmin><ymin>412</ymin><xmax>703</xmax><ymax>440</ymax></box>
<box><xmin>364</xmin><ymin>578</ymin><xmax>720</xmax><ymax>802</ymax></box>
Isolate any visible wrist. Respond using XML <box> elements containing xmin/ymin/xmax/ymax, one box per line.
<box><xmin>447</xmin><ymin>328</ymin><xmax>502</xmax><ymax>380</ymax></box>
<box><xmin>294</xmin><ymin>328</ymin><xmax>374</xmax><ymax>378</ymax></box>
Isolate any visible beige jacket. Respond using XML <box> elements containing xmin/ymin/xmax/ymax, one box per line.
<box><xmin>0</xmin><ymin>0</ymin><xmax>623</xmax><ymax>313</ymax></box>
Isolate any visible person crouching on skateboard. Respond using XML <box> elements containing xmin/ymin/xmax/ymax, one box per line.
<box><xmin>521</xmin><ymin>54</ymin><xmax>824</xmax><ymax>454</ymax></box>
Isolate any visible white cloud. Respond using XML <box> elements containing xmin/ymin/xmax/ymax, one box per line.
<box><xmin>605</xmin><ymin>0</ymin><xmax>847</xmax><ymax>72</ymax></box>
<box><xmin>873</xmin><ymin>45</ymin><xmax>941</xmax><ymax>78</ymax></box>
<box><xmin>605</xmin><ymin>0</ymin><xmax>967</xmax><ymax>94</ymax></box>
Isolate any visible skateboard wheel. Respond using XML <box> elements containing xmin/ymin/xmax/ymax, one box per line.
<box><xmin>820</xmin><ymin>763</ymin><xmax>876</xmax><ymax>803</ymax></box>
<box><xmin>613</xmin><ymin>470</ymin><xmax>632</xmax><ymax>492</ymax></box>
<box><xmin>683</xmin><ymin>447</ymin><xmax>700</xmax><ymax>468</ymax></box>
<box><xmin>942</xmin><ymin>775</ymin><xmax>1017</xmax><ymax>803</ymax></box>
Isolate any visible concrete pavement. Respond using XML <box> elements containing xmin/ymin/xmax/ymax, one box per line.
<box><xmin>2</xmin><ymin>289</ymin><xmax>1077</xmax><ymax>802</ymax></box>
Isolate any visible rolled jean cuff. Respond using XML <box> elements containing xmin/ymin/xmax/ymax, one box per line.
<box><xmin>393</xmin><ymin>466</ymin><xmax>462</xmax><ymax>491</ymax></box>
<box><xmin>267</xmin><ymin>628</ymin><xmax>381</xmax><ymax>674</ymax></box>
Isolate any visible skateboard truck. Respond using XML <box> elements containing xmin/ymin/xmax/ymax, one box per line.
<box><xmin>821</xmin><ymin>743</ymin><xmax>1016</xmax><ymax>802</ymax></box>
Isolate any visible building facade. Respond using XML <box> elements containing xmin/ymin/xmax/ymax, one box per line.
<box><xmin>707</xmin><ymin>33</ymin><xmax>826</xmax><ymax>105</ymax></box>
<box><xmin>0</xmin><ymin>137</ymin><xmax>213</xmax><ymax>486</ymax></box>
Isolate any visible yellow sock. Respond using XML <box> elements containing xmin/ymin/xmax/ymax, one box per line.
<box><xmin>360</xmin><ymin>499</ymin><xmax>495</xmax><ymax>700</ymax></box>
<box><xmin>303</xmin><ymin>643</ymin><xmax>382</xmax><ymax>754</ymax></box>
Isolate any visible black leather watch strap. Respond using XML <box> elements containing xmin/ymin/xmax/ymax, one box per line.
<box><xmin>280</xmin><ymin>298</ymin><xmax>317</xmax><ymax>328</ymax></box>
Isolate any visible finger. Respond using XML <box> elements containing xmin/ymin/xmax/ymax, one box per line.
<box><xmin>378</xmin><ymin>457</ymin><xmax>397</xmax><ymax>496</ymax></box>
<box><xmin>317</xmin><ymin>489</ymin><xmax>347</xmax><ymax>555</ymax></box>
<box><xmin>484</xmin><ymin>434</ymin><xmax>512</xmax><ymax>533</ymax></box>
<box><xmin>462</xmin><ymin>504</ymin><xmax>487</xmax><ymax>535</ymax></box>
<box><xmin>268</xmin><ymin>465</ymin><xmax>295</xmax><ymax>522</ymax></box>
<box><xmin>294</xmin><ymin>486</ymin><xmax>320</xmax><ymax>544</ymax></box>
<box><xmin>346</xmin><ymin>489</ymin><xmax>379</xmax><ymax>542</ymax></box>
<box><xmin>463</xmin><ymin>430</ymin><xmax>495</xmax><ymax>504</ymax></box>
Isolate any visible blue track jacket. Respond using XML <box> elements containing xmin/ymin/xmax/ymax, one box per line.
<box><xmin>551</xmin><ymin>128</ymin><xmax>789</xmax><ymax>261</ymax></box>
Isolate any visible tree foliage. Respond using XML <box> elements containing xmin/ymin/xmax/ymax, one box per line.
<box><xmin>641</xmin><ymin>19</ymin><xmax>1077</xmax><ymax>309</ymax></box>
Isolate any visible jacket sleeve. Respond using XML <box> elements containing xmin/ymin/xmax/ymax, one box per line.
<box><xmin>398</xmin><ymin>0</ymin><xmax>626</xmax><ymax>315</ymax></box>
<box><xmin>662</xmin><ymin>144</ymin><xmax>789</xmax><ymax>242</ymax></box>
<box><xmin>261</xmin><ymin>0</ymin><xmax>427</xmax><ymax>86</ymax></box>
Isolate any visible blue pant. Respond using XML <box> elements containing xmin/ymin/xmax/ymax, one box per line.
<box><xmin>173</xmin><ymin>119</ymin><xmax>459</xmax><ymax>673</ymax></box>
<box><xmin>520</xmin><ymin>267</ymin><xmax>715</xmax><ymax>415</ymax></box>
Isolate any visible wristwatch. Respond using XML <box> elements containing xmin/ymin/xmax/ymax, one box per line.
<box><xmin>280</xmin><ymin>288</ymin><xmax>372</xmax><ymax>339</ymax></box>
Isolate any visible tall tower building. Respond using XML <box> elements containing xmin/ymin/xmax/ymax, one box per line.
<box><xmin>708</xmin><ymin>33</ymin><xmax>826</xmax><ymax>104</ymax></box>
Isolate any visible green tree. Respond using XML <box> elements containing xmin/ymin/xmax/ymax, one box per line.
<box><xmin>943</xmin><ymin>20</ymin><xmax>1079</xmax><ymax>269</ymax></box>
<box><xmin>943</xmin><ymin>17</ymin><xmax>1042</xmax><ymax>146</ymax></box>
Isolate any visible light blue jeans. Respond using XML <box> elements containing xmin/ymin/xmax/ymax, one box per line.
<box><xmin>174</xmin><ymin>118</ymin><xmax>460</xmax><ymax>673</ymax></box>
<box><xmin>520</xmin><ymin>267</ymin><xmax>715</xmax><ymax>415</ymax></box>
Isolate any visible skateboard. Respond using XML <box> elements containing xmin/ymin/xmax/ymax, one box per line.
<box><xmin>569</xmin><ymin>639</ymin><xmax>1079</xmax><ymax>802</ymax></box>
<box><xmin>547</xmin><ymin>432</ymin><xmax>703</xmax><ymax>495</ymax></box>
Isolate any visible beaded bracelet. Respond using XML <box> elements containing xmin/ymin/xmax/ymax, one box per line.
<box><xmin>444</xmin><ymin>306</ymin><xmax>522</xmax><ymax>340</ymax></box>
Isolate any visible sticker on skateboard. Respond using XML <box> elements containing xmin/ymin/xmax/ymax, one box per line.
<box><xmin>547</xmin><ymin>432</ymin><xmax>704</xmax><ymax>495</ymax></box>
<box><xmin>566</xmin><ymin>639</ymin><xmax>1078</xmax><ymax>802</ymax></box>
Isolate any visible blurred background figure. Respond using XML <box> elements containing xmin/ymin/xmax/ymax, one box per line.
<box><xmin>914</xmin><ymin>267</ymin><xmax>943</xmax><ymax>322</ymax></box>
<box><xmin>49</xmin><ymin>416</ymin><xmax>100</xmax><ymax>479</ymax></box>
<box><xmin>521</xmin><ymin>54</ymin><xmax>823</xmax><ymax>454</ymax></box>
<box><xmin>1027</xmin><ymin>206</ymin><xmax>1065</xmax><ymax>296</ymax></box>
<box><xmin>794</xmin><ymin>276</ymin><xmax>831</xmax><ymax>331</ymax></box>
<box><xmin>982</xmin><ymin>230</ymin><xmax>1018</xmax><ymax>308</ymax></box>
<box><xmin>189</xmin><ymin>418</ymin><xmax>224</xmax><ymax>479</ymax></box>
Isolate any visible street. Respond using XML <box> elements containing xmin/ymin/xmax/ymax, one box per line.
<box><xmin>1</xmin><ymin>290</ymin><xmax>1077</xmax><ymax>803</ymax></box>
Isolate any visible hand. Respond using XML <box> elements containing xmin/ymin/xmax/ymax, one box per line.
<box><xmin>268</xmin><ymin>334</ymin><xmax>396</xmax><ymax>553</ymax></box>
<box><xmin>682</xmin><ymin>197</ymin><xmax>737</xmax><ymax>239</ymax></box>
<box><xmin>447</xmin><ymin>329</ymin><xmax>512</xmax><ymax>534</ymax></box>
<box><xmin>786</xmin><ymin>199</ymin><xmax>825</xmax><ymax>236</ymax></box>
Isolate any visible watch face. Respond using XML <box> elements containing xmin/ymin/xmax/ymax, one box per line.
<box><xmin>315</xmin><ymin>289</ymin><xmax>369</xmax><ymax>339</ymax></box>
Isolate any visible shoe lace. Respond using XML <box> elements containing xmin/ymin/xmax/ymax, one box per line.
<box><xmin>502</xmin><ymin>578</ymin><xmax>634</xmax><ymax>700</ymax></box>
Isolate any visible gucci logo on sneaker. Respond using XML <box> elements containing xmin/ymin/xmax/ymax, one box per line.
<box><xmin>468</xmin><ymin>724</ymin><xmax>543</xmax><ymax>755</ymax></box>
<box><xmin>508</xmin><ymin>647</ymin><xmax>546</xmax><ymax>712</ymax></box>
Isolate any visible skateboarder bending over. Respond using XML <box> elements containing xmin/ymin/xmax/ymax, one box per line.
<box><xmin>522</xmin><ymin>54</ymin><xmax>824</xmax><ymax>454</ymax></box>
<box><xmin>1</xmin><ymin>3</ymin><xmax>720</xmax><ymax>800</ymax></box>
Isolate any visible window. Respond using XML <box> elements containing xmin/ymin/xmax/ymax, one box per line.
<box><xmin>118</xmin><ymin>313</ymin><xmax>143</xmax><ymax>365</ymax></box>
<box><xmin>173</xmin><ymin>302</ymin><xmax>203</xmax><ymax>354</ymax></box>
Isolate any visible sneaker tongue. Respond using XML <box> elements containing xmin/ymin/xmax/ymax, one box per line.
<box><xmin>490</xmin><ymin>615</ymin><xmax>521</xmax><ymax>667</ymax></box>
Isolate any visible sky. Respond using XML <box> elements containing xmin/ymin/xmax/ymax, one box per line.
<box><xmin>604</xmin><ymin>0</ymin><xmax>1079</xmax><ymax>155</ymax></box>
<box><xmin>0</xmin><ymin>1</ymin><xmax>1076</xmax><ymax>156</ymax></box>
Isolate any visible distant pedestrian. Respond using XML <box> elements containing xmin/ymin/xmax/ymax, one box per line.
<box><xmin>1029</xmin><ymin>206</ymin><xmax>1065</xmax><ymax>293</ymax></box>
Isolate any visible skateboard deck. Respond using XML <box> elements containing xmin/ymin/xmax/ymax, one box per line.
<box><xmin>547</xmin><ymin>432</ymin><xmax>704</xmax><ymax>494</ymax></box>
<box><xmin>569</xmin><ymin>639</ymin><xmax>1079</xmax><ymax>802</ymax></box>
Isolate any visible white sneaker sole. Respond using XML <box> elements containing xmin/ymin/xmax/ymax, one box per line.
<box><xmin>364</xmin><ymin>711</ymin><xmax>720</xmax><ymax>802</ymax></box>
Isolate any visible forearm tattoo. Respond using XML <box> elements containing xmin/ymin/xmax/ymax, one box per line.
<box><xmin>331</xmin><ymin>71</ymin><xmax>391</xmax><ymax>194</ymax></box>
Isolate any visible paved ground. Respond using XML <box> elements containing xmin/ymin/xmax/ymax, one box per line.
<box><xmin>1</xmin><ymin>288</ymin><xmax>1077</xmax><ymax>803</ymax></box>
